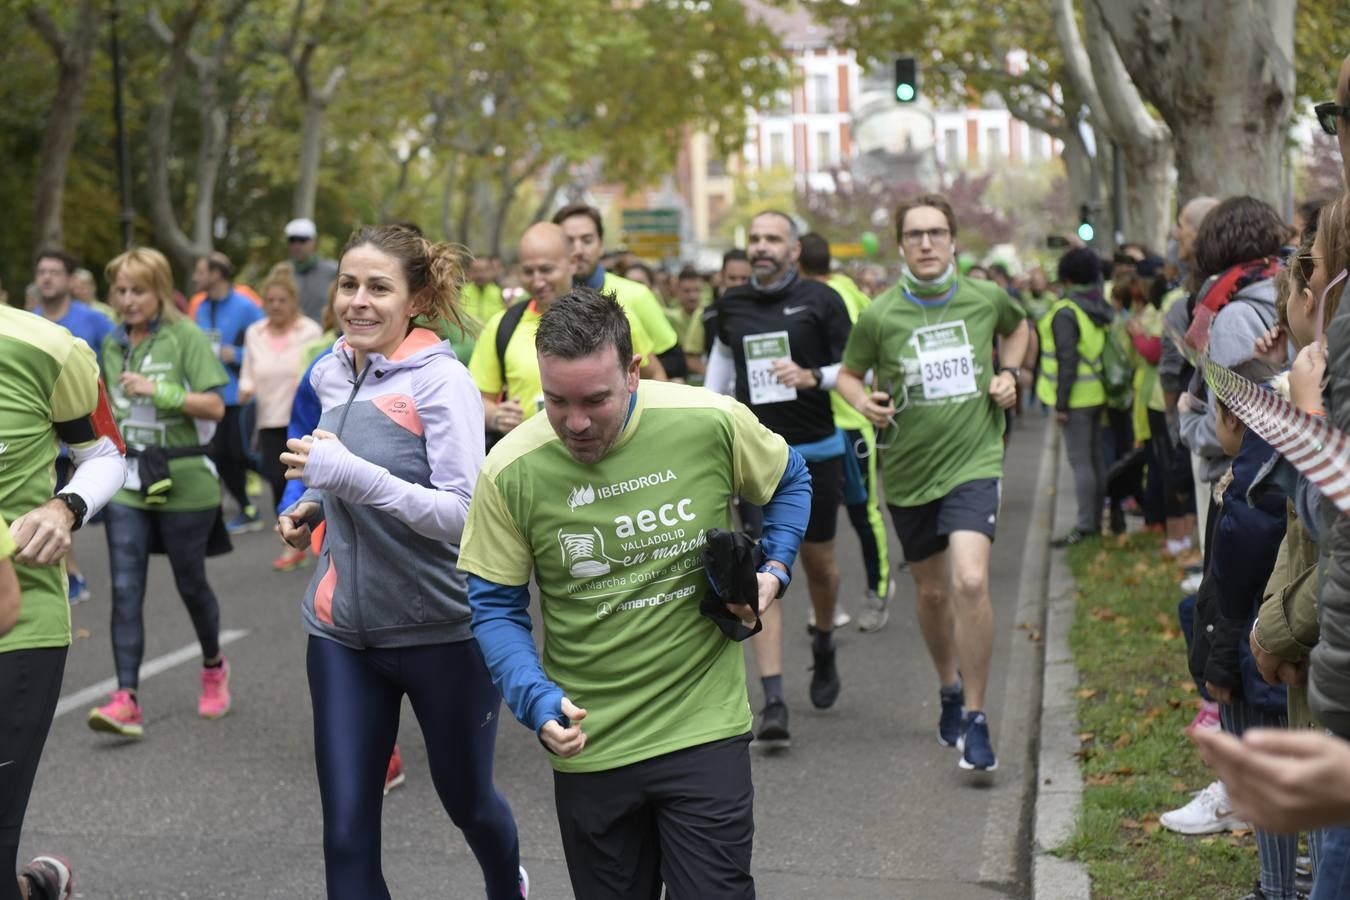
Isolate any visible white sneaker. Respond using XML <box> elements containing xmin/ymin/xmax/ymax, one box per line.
<box><xmin>806</xmin><ymin>603</ymin><xmax>851</xmax><ymax>630</ymax></box>
<box><xmin>856</xmin><ymin>578</ymin><xmax>895</xmax><ymax>633</ymax></box>
<box><xmin>1159</xmin><ymin>781</ymin><xmax>1250</xmax><ymax>835</ymax></box>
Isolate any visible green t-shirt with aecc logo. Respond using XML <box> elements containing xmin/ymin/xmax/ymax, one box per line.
<box><xmin>458</xmin><ymin>380</ymin><xmax>790</xmax><ymax>774</ymax></box>
<box><xmin>842</xmin><ymin>277</ymin><xmax>1025</xmax><ymax>508</ymax></box>
<box><xmin>102</xmin><ymin>318</ymin><xmax>230</xmax><ymax>512</ymax></box>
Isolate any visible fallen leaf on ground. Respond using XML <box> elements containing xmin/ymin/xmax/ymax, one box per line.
<box><xmin>1114</xmin><ymin>733</ymin><xmax>1134</xmax><ymax>749</ymax></box>
<box><xmin>1028</xmin><ymin>629</ymin><xmax>1042</xmax><ymax>642</ymax></box>
<box><xmin>1134</xmin><ymin>687</ymin><xmax>1150</xmax><ymax>697</ymax></box>
<box><xmin>1077</xmin><ymin>688</ymin><xmax>1099</xmax><ymax>699</ymax></box>
<box><xmin>1078</xmin><ymin>732</ymin><xmax>1095</xmax><ymax>742</ymax></box>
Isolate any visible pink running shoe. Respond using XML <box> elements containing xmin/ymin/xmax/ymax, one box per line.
<box><xmin>88</xmin><ymin>689</ymin><xmax>143</xmax><ymax>737</ymax></box>
<box><xmin>1188</xmin><ymin>700</ymin><xmax>1220</xmax><ymax>732</ymax></box>
<box><xmin>384</xmin><ymin>744</ymin><xmax>406</xmax><ymax>796</ymax></box>
<box><xmin>199</xmin><ymin>659</ymin><xmax>232</xmax><ymax>719</ymax></box>
<box><xmin>22</xmin><ymin>855</ymin><xmax>73</xmax><ymax>899</ymax></box>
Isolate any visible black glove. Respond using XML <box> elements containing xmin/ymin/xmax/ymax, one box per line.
<box><xmin>700</xmin><ymin>528</ymin><xmax>765</xmax><ymax>642</ymax></box>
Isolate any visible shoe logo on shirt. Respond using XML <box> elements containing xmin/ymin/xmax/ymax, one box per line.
<box><xmin>783</xmin><ymin>305</ymin><xmax>809</xmax><ymax>316</ymax></box>
<box><xmin>596</xmin><ymin>601</ymin><xmax>613</xmax><ymax>620</ymax></box>
<box><xmin>568</xmin><ymin>484</ymin><xmax>596</xmax><ymax>510</ymax></box>
<box><xmin>0</xmin><ymin>760</ymin><xmax>12</xmax><ymax>768</ymax></box>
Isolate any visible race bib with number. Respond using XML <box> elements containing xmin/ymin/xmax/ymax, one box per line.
<box><xmin>742</xmin><ymin>331</ymin><xmax>797</xmax><ymax>405</ymax></box>
<box><xmin>121</xmin><ymin>401</ymin><xmax>167</xmax><ymax>447</ymax></box>
<box><xmin>204</xmin><ymin>327</ymin><xmax>223</xmax><ymax>360</ymax></box>
<box><xmin>912</xmin><ymin>322</ymin><xmax>977</xmax><ymax>400</ymax></box>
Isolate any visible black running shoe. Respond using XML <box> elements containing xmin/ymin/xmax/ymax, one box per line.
<box><xmin>754</xmin><ymin>699</ymin><xmax>791</xmax><ymax>750</ymax></box>
<box><xmin>809</xmin><ymin>647</ymin><xmax>841</xmax><ymax>709</ymax></box>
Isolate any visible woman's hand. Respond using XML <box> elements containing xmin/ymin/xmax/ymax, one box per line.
<box><xmin>119</xmin><ymin>372</ymin><xmax>156</xmax><ymax>397</ymax></box>
<box><xmin>1252</xmin><ymin>325</ymin><xmax>1290</xmax><ymax>369</ymax></box>
<box><xmin>280</xmin><ymin>429</ymin><xmax>340</xmax><ymax>482</ymax></box>
<box><xmin>277</xmin><ymin>502</ymin><xmax>320</xmax><ymax>550</ymax></box>
<box><xmin>1289</xmin><ymin>342</ymin><xmax>1327</xmax><ymax>414</ymax></box>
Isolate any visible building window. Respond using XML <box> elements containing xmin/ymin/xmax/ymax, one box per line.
<box><xmin>986</xmin><ymin>127</ymin><xmax>1003</xmax><ymax>164</ymax></box>
<box><xmin>944</xmin><ymin>128</ymin><xmax>960</xmax><ymax>164</ymax></box>
<box><xmin>1028</xmin><ymin>130</ymin><xmax>1044</xmax><ymax>160</ymax></box>
<box><xmin>812</xmin><ymin>73</ymin><xmax>832</xmax><ymax>113</ymax></box>
<box><xmin>707</xmin><ymin>157</ymin><xmax>726</xmax><ymax>177</ymax></box>
<box><xmin>816</xmin><ymin>131</ymin><xmax>832</xmax><ymax>169</ymax></box>
<box><xmin>769</xmin><ymin>132</ymin><xmax>787</xmax><ymax>167</ymax></box>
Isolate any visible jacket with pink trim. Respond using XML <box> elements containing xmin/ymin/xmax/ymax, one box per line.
<box><xmin>287</xmin><ymin>329</ymin><xmax>484</xmax><ymax>648</ymax></box>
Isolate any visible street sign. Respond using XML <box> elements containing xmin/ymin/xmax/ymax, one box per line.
<box><xmin>622</xmin><ymin>208</ymin><xmax>681</xmax><ymax>259</ymax></box>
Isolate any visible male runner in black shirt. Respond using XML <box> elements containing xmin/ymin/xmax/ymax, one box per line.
<box><xmin>705</xmin><ymin>210</ymin><xmax>852</xmax><ymax>748</ymax></box>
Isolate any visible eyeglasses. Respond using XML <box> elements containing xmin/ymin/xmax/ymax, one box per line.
<box><xmin>901</xmin><ymin>227</ymin><xmax>951</xmax><ymax>246</ymax></box>
<box><xmin>288</xmin><ymin>236</ymin><xmax>312</xmax><ymax>244</ymax></box>
<box><xmin>1314</xmin><ymin>101</ymin><xmax>1350</xmax><ymax>136</ymax></box>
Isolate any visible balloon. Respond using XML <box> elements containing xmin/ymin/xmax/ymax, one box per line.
<box><xmin>859</xmin><ymin>231</ymin><xmax>879</xmax><ymax>258</ymax></box>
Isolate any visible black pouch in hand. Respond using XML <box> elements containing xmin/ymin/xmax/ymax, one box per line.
<box><xmin>700</xmin><ymin>528</ymin><xmax>765</xmax><ymax>642</ymax></box>
<box><xmin>132</xmin><ymin>446</ymin><xmax>174</xmax><ymax>504</ymax></box>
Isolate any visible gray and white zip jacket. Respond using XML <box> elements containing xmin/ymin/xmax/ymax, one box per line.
<box><xmin>287</xmin><ymin>328</ymin><xmax>484</xmax><ymax>648</ymax></box>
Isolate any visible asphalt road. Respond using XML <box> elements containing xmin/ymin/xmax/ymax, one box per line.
<box><xmin>18</xmin><ymin>418</ymin><xmax>1054</xmax><ymax>899</ymax></box>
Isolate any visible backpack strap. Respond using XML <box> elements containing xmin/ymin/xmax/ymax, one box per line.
<box><xmin>494</xmin><ymin>300</ymin><xmax>532</xmax><ymax>392</ymax></box>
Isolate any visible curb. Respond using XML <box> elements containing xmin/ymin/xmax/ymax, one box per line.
<box><xmin>1032</xmin><ymin>426</ymin><xmax>1092</xmax><ymax>899</ymax></box>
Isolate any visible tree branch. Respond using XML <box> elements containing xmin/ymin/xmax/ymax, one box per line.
<box><xmin>1082</xmin><ymin>0</ymin><xmax>1168</xmax><ymax>143</ymax></box>
<box><xmin>25</xmin><ymin>8</ymin><xmax>64</xmax><ymax>56</ymax></box>
<box><xmin>1049</xmin><ymin>0</ymin><xmax>1107</xmax><ymax>125</ymax></box>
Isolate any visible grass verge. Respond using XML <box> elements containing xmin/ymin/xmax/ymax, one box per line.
<box><xmin>1057</xmin><ymin>532</ymin><xmax>1258</xmax><ymax>899</ymax></box>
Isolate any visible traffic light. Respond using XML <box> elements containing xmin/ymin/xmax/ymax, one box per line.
<box><xmin>894</xmin><ymin>56</ymin><xmax>918</xmax><ymax>103</ymax></box>
<box><xmin>1077</xmin><ymin>204</ymin><xmax>1095</xmax><ymax>243</ymax></box>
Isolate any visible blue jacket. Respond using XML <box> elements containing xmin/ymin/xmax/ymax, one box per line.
<box><xmin>194</xmin><ymin>289</ymin><xmax>263</xmax><ymax>405</ymax></box>
<box><xmin>278</xmin><ymin>349</ymin><xmax>330</xmax><ymax>514</ymax></box>
<box><xmin>1190</xmin><ymin>426</ymin><xmax>1288</xmax><ymax>713</ymax></box>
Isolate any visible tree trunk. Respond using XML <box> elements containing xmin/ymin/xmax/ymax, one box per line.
<box><xmin>1093</xmin><ymin>0</ymin><xmax>1294</xmax><ymax>209</ymax></box>
<box><xmin>27</xmin><ymin>1</ymin><xmax>98</xmax><ymax>257</ymax></box>
<box><xmin>294</xmin><ymin>101</ymin><xmax>325</xmax><ymax>221</ymax></box>
<box><xmin>146</xmin><ymin>3</ymin><xmax>211</xmax><ymax>274</ymax></box>
<box><xmin>440</xmin><ymin>153</ymin><xmax>460</xmax><ymax>241</ymax></box>
<box><xmin>1061</xmin><ymin>128</ymin><xmax>1104</xmax><ymax>232</ymax></box>
<box><xmin>1118</xmin><ymin>139</ymin><xmax>1173</xmax><ymax>253</ymax></box>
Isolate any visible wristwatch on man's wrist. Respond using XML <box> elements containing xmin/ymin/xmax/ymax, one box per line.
<box><xmin>999</xmin><ymin>367</ymin><xmax>1021</xmax><ymax>380</ymax></box>
<box><xmin>54</xmin><ymin>492</ymin><xmax>87</xmax><ymax>531</ymax></box>
<box><xmin>809</xmin><ymin>367</ymin><xmax>823</xmax><ymax>388</ymax></box>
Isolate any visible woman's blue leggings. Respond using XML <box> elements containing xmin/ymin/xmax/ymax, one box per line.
<box><xmin>307</xmin><ymin>635</ymin><xmax>520</xmax><ymax>899</ymax></box>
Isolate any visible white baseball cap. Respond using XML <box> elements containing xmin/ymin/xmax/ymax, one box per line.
<box><xmin>284</xmin><ymin>218</ymin><xmax>317</xmax><ymax>240</ymax></box>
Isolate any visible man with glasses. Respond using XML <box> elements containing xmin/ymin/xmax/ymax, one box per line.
<box><xmin>836</xmin><ymin>193</ymin><xmax>1029</xmax><ymax>773</ymax></box>
<box><xmin>704</xmin><ymin>210</ymin><xmax>853</xmax><ymax>749</ymax></box>
<box><xmin>284</xmin><ymin>218</ymin><xmax>339</xmax><ymax>323</ymax></box>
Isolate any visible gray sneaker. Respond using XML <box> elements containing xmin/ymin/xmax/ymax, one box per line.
<box><xmin>856</xmin><ymin>579</ymin><xmax>894</xmax><ymax>633</ymax></box>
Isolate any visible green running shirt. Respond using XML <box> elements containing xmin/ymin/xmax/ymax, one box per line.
<box><xmin>458</xmin><ymin>381</ymin><xmax>789</xmax><ymax>773</ymax></box>
<box><xmin>842</xmin><ymin>277</ymin><xmax>1024</xmax><ymax>507</ymax></box>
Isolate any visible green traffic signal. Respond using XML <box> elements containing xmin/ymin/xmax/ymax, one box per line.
<box><xmin>1077</xmin><ymin>221</ymin><xmax>1095</xmax><ymax>242</ymax></box>
<box><xmin>895</xmin><ymin>83</ymin><xmax>916</xmax><ymax>102</ymax></box>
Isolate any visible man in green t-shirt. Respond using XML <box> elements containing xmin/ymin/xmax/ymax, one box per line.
<box><xmin>837</xmin><ymin>193</ymin><xmax>1029</xmax><ymax>774</ymax></box>
<box><xmin>1</xmin><ymin>306</ymin><xmax>128</xmax><ymax>898</ymax></box>
<box><xmin>461</xmin><ymin>287</ymin><xmax>811</xmax><ymax>899</ymax></box>
<box><xmin>461</xmin><ymin>254</ymin><xmax>505</xmax><ymax>327</ymax></box>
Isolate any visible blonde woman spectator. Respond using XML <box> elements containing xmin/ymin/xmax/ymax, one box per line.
<box><xmin>239</xmin><ymin>265</ymin><xmax>322</xmax><ymax>570</ymax></box>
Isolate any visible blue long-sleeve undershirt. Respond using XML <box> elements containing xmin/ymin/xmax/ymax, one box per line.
<box><xmin>469</xmin><ymin>447</ymin><xmax>812</xmax><ymax>736</ymax></box>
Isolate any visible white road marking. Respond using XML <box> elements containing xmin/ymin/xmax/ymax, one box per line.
<box><xmin>53</xmin><ymin>629</ymin><xmax>249</xmax><ymax>719</ymax></box>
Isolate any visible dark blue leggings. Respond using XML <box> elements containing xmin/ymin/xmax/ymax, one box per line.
<box><xmin>306</xmin><ymin>636</ymin><xmax>520</xmax><ymax>900</ymax></box>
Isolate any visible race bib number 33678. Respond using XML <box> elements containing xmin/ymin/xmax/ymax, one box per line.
<box><xmin>913</xmin><ymin>322</ymin><xmax>978</xmax><ymax>400</ymax></box>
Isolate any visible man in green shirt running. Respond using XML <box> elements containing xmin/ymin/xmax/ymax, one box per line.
<box><xmin>1</xmin><ymin>305</ymin><xmax>128</xmax><ymax>899</ymax></box>
<box><xmin>461</xmin><ymin>287</ymin><xmax>811</xmax><ymax>899</ymax></box>
<box><xmin>837</xmin><ymin>193</ymin><xmax>1029</xmax><ymax>773</ymax></box>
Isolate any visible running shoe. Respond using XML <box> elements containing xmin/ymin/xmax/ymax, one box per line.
<box><xmin>938</xmin><ymin>685</ymin><xmax>965</xmax><ymax>747</ymax></box>
<box><xmin>88</xmin><ymin>689</ymin><xmax>144</xmax><ymax>737</ymax></box>
<box><xmin>519</xmin><ymin>865</ymin><xmax>530</xmax><ymax>898</ymax></box>
<box><xmin>806</xmin><ymin>602</ymin><xmax>851</xmax><ymax>632</ymax></box>
<box><xmin>67</xmin><ymin>572</ymin><xmax>90</xmax><ymax>606</ymax></box>
<box><xmin>808</xmin><ymin>647</ymin><xmax>841</xmax><ymax>709</ymax></box>
<box><xmin>226</xmin><ymin>505</ymin><xmax>264</xmax><ymax>534</ymax></box>
<box><xmin>272</xmin><ymin>547</ymin><xmax>312</xmax><ymax>572</ymax></box>
<box><xmin>384</xmin><ymin>744</ymin><xmax>406</xmax><ymax>795</ymax></box>
<box><xmin>1187</xmin><ymin>700</ymin><xmax>1220</xmax><ymax>732</ymax></box>
<box><xmin>198</xmin><ymin>659</ymin><xmax>231</xmax><ymax>719</ymax></box>
<box><xmin>21</xmin><ymin>855</ymin><xmax>73</xmax><ymax>900</ymax></box>
<box><xmin>1051</xmin><ymin>528</ymin><xmax>1096</xmax><ymax>548</ymax></box>
<box><xmin>957</xmin><ymin>711</ymin><xmax>998</xmax><ymax>771</ymax></box>
<box><xmin>1159</xmin><ymin>781</ymin><xmax>1249</xmax><ymax>834</ymax></box>
<box><xmin>753</xmin><ymin>699</ymin><xmax>791</xmax><ymax>750</ymax></box>
<box><xmin>856</xmin><ymin>578</ymin><xmax>895</xmax><ymax>633</ymax></box>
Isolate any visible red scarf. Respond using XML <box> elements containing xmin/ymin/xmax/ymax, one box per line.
<box><xmin>1184</xmin><ymin>257</ymin><xmax>1282</xmax><ymax>353</ymax></box>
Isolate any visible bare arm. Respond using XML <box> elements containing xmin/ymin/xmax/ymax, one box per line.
<box><xmin>0</xmin><ymin>558</ymin><xmax>17</xmax><ymax>638</ymax></box>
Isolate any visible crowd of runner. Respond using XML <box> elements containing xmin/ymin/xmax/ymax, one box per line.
<box><xmin>5</xmin><ymin>55</ymin><xmax>1350</xmax><ymax>900</ymax></box>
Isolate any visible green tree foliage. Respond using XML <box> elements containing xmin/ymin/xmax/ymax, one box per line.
<box><xmin>4</xmin><ymin>0</ymin><xmax>787</xmax><ymax>296</ymax></box>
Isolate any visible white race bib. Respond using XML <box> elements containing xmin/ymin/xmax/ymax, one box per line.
<box><xmin>742</xmin><ymin>331</ymin><xmax>797</xmax><ymax>405</ymax></box>
<box><xmin>912</xmin><ymin>322</ymin><xmax>978</xmax><ymax>400</ymax></box>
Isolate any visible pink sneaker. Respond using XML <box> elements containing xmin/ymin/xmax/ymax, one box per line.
<box><xmin>199</xmin><ymin>659</ymin><xmax>232</xmax><ymax>719</ymax></box>
<box><xmin>384</xmin><ymin>744</ymin><xmax>406</xmax><ymax>796</ymax></box>
<box><xmin>22</xmin><ymin>855</ymin><xmax>73</xmax><ymax>899</ymax></box>
<box><xmin>1188</xmin><ymin>700</ymin><xmax>1220</xmax><ymax>732</ymax></box>
<box><xmin>88</xmin><ymin>689</ymin><xmax>144</xmax><ymax>737</ymax></box>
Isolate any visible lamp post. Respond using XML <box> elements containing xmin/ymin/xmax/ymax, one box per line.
<box><xmin>109</xmin><ymin>0</ymin><xmax>135</xmax><ymax>249</ymax></box>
